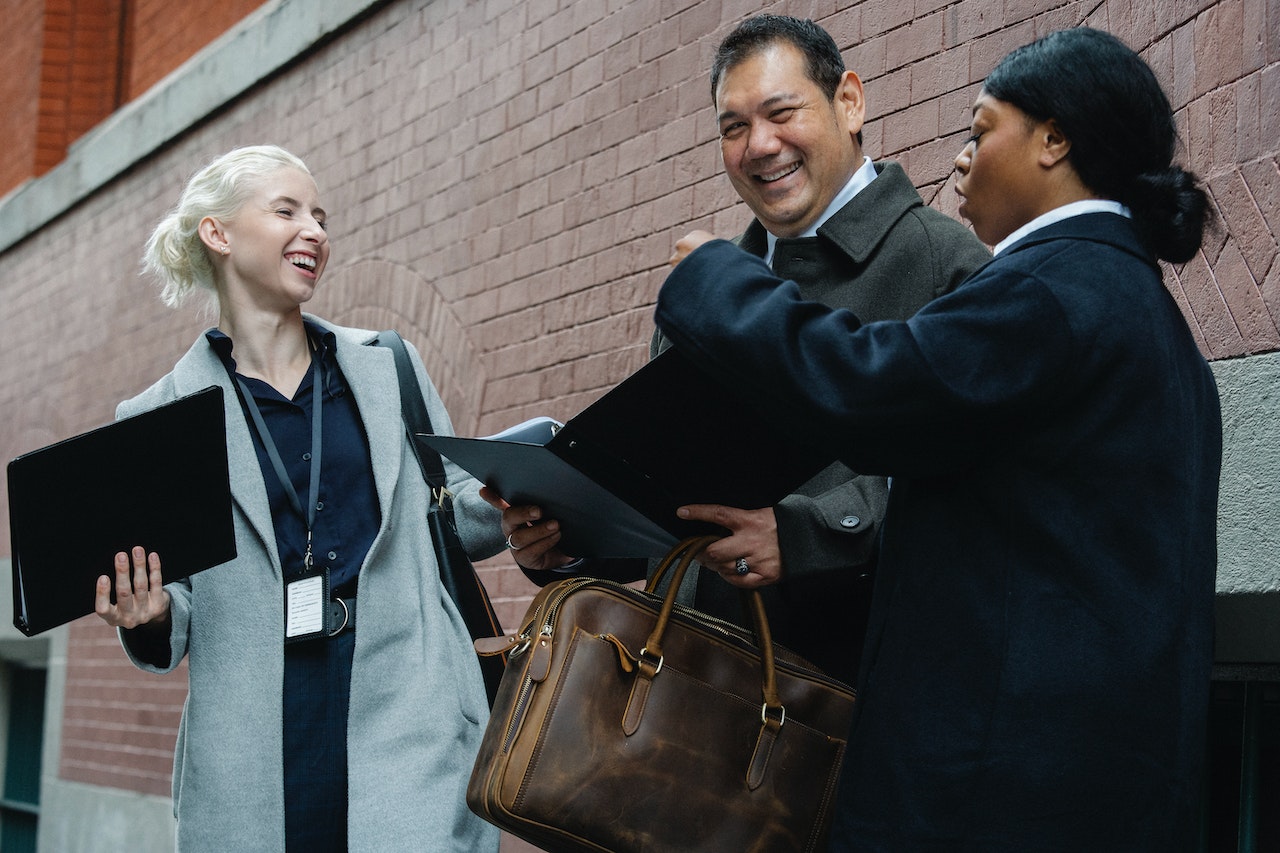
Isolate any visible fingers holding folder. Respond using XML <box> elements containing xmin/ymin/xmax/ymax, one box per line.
<box><xmin>95</xmin><ymin>546</ymin><xmax>172</xmax><ymax>631</ymax></box>
<box><xmin>479</xmin><ymin>486</ymin><xmax>579</xmax><ymax>572</ymax></box>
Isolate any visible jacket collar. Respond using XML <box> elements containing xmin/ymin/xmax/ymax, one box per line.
<box><xmin>998</xmin><ymin>211</ymin><xmax>1156</xmax><ymax>268</ymax></box>
<box><xmin>165</xmin><ymin>317</ymin><xmax>403</xmax><ymax>577</ymax></box>
<box><xmin>738</xmin><ymin>161</ymin><xmax>925</xmax><ymax>265</ymax></box>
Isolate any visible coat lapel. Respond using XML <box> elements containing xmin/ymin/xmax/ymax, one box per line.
<box><xmin>162</xmin><ymin>321</ymin><xmax>406</xmax><ymax>579</ymax></box>
<box><xmin>167</xmin><ymin>334</ymin><xmax>281</xmax><ymax>578</ymax></box>
<box><xmin>326</xmin><ymin>323</ymin><xmax>404</xmax><ymax>539</ymax></box>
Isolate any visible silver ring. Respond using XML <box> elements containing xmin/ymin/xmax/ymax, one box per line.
<box><xmin>506</xmin><ymin>533</ymin><xmax>518</xmax><ymax>551</ymax></box>
<box><xmin>735</xmin><ymin>557</ymin><xmax>749</xmax><ymax>576</ymax></box>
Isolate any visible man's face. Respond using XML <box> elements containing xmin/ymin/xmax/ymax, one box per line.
<box><xmin>715</xmin><ymin>42</ymin><xmax>864</xmax><ymax>238</ymax></box>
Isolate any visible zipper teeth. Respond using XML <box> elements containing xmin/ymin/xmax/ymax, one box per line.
<box><xmin>500</xmin><ymin>676</ymin><xmax>535</xmax><ymax>754</ymax></box>
<box><xmin>538</xmin><ymin>577</ymin><xmax>596</xmax><ymax>633</ymax></box>
<box><xmin>497</xmin><ymin>578</ymin><xmax>595</xmax><ymax>757</ymax></box>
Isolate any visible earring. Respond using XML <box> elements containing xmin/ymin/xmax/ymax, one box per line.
<box><xmin>221</xmin><ymin>246</ymin><xmax>230</xmax><ymax>255</ymax></box>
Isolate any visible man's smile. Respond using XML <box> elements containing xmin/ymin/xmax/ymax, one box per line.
<box><xmin>754</xmin><ymin>161</ymin><xmax>802</xmax><ymax>183</ymax></box>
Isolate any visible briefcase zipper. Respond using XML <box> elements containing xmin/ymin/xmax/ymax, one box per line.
<box><xmin>497</xmin><ymin>576</ymin><xmax>851</xmax><ymax>759</ymax></box>
<box><xmin>498</xmin><ymin>577</ymin><xmax>597</xmax><ymax>755</ymax></box>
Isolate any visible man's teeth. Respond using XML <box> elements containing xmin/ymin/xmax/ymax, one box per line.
<box><xmin>287</xmin><ymin>254</ymin><xmax>316</xmax><ymax>269</ymax></box>
<box><xmin>758</xmin><ymin>163</ymin><xmax>801</xmax><ymax>182</ymax></box>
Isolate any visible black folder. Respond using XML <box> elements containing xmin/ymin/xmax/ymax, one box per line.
<box><xmin>7</xmin><ymin>386</ymin><xmax>237</xmax><ymax>636</ymax></box>
<box><xmin>419</xmin><ymin>347</ymin><xmax>834</xmax><ymax>557</ymax></box>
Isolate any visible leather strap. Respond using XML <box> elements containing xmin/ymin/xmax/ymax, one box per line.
<box><xmin>632</xmin><ymin>535</ymin><xmax>786</xmax><ymax>785</ymax></box>
<box><xmin>374</xmin><ymin>331</ymin><xmax>446</xmax><ymax>494</ymax></box>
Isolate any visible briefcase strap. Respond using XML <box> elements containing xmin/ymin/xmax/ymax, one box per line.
<box><xmin>643</xmin><ymin>536</ymin><xmax>783</xmax><ymax>729</ymax></box>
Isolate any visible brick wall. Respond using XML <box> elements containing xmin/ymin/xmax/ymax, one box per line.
<box><xmin>35</xmin><ymin>0</ymin><xmax>127</xmax><ymax>176</ymax></box>
<box><xmin>0</xmin><ymin>0</ymin><xmax>266</xmax><ymax>198</ymax></box>
<box><xmin>126</xmin><ymin>0</ymin><xmax>266</xmax><ymax>98</ymax></box>
<box><xmin>0</xmin><ymin>0</ymin><xmax>43</xmax><ymax>193</ymax></box>
<box><xmin>0</xmin><ymin>0</ymin><xmax>1275</xmax><ymax>832</ymax></box>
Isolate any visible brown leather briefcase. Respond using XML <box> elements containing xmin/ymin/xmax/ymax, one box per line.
<box><xmin>468</xmin><ymin>536</ymin><xmax>857</xmax><ymax>852</ymax></box>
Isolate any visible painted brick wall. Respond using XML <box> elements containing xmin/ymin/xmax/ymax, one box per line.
<box><xmin>0</xmin><ymin>0</ymin><xmax>1275</xmax><ymax>833</ymax></box>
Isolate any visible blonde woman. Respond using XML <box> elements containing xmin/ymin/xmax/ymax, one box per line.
<box><xmin>95</xmin><ymin>145</ymin><xmax>503</xmax><ymax>852</ymax></box>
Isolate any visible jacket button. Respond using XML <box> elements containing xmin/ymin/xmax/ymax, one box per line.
<box><xmin>840</xmin><ymin>516</ymin><xmax>861</xmax><ymax>529</ymax></box>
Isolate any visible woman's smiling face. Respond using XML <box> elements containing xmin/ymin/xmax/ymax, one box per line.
<box><xmin>217</xmin><ymin>167</ymin><xmax>331</xmax><ymax>312</ymax></box>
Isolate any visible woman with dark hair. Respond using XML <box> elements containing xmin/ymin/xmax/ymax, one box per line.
<box><xmin>971</xmin><ymin>27</ymin><xmax>1207</xmax><ymax>261</ymax></box>
<box><xmin>654</xmin><ymin>27</ymin><xmax>1220</xmax><ymax>851</ymax></box>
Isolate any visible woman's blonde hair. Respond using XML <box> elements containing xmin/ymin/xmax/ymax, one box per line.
<box><xmin>143</xmin><ymin>145</ymin><xmax>312</xmax><ymax>308</ymax></box>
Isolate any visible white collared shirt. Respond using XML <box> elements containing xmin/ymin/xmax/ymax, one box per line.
<box><xmin>993</xmin><ymin>199</ymin><xmax>1132</xmax><ymax>256</ymax></box>
<box><xmin>764</xmin><ymin>156</ymin><xmax>876</xmax><ymax>267</ymax></box>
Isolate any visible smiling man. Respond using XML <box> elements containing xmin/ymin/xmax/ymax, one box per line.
<box><xmin>500</xmin><ymin>19</ymin><xmax>990</xmax><ymax>831</ymax></box>
<box><xmin>513</xmin><ymin>15</ymin><xmax>991</xmax><ymax>691</ymax></box>
<box><xmin>644</xmin><ymin>14</ymin><xmax>991</xmax><ymax>689</ymax></box>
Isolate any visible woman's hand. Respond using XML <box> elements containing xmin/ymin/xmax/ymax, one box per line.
<box><xmin>479</xmin><ymin>486</ymin><xmax>580</xmax><ymax>570</ymax></box>
<box><xmin>95</xmin><ymin>546</ymin><xmax>172</xmax><ymax>630</ymax></box>
<box><xmin>669</xmin><ymin>230</ymin><xmax>718</xmax><ymax>266</ymax></box>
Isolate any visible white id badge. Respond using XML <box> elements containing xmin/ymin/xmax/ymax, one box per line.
<box><xmin>285</xmin><ymin>570</ymin><xmax>328</xmax><ymax>643</ymax></box>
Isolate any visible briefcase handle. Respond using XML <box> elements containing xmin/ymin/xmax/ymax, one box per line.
<box><xmin>643</xmin><ymin>537</ymin><xmax>783</xmax><ymax>731</ymax></box>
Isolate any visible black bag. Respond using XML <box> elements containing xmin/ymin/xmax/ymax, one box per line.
<box><xmin>376</xmin><ymin>331</ymin><xmax>506</xmax><ymax>705</ymax></box>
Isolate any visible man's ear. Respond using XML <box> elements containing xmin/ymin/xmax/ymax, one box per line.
<box><xmin>834</xmin><ymin>70</ymin><xmax>866</xmax><ymax>139</ymax></box>
<box><xmin>198</xmin><ymin>216</ymin><xmax>228</xmax><ymax>255</ymax></box>
<box><xmin>1038</xmin><ymin>118</ymin><xmax>1072</xmax><ymax>168</ymax></box>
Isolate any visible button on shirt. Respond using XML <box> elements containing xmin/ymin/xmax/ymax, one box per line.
<box><xmin>208</xmin><ymin>325</ymin><xmax>379</xmax><ymax>596</ymax></box>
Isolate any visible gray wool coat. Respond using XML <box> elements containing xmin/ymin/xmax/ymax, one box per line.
<box><xmin>117</xmin><ymin>318</ymin><xmax>505</xmax><ymax>852</ymax></box>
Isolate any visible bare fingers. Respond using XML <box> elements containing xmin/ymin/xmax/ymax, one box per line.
<box><xmin>95</xmin><ymin>547</ymin><xmax>169</xmax><ymax>629</ymax></box>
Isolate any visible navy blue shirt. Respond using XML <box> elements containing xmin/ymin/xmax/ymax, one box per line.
<box><xmin>208</xmin><ymin>324</ymin><xmax>379</xmax><ymax>597</ymax></box>
<box><xmin>210</xmin><ymin>323</ymin><xmax>381</xmax><ymax>851</ymax></box>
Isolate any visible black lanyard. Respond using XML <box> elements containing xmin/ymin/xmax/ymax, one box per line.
<box><xmin>236</xmin><ymin>356</ymin><xmax>323</xmax><ymax>573</ymax></box>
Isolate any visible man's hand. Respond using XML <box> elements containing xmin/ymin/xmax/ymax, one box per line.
<box><xmin>669</xmin><ymin>230</ymin><xmax>718</xmax><ymax>266</ymax></box>
<box><xmin>479</xmin><ymin>486</ymin><xmax>580</xmax><ymax>571</ymax></box>
<box><xmin>677</xmin><ymin>503</ymin><xmax>782</xmax><ymax>588</ymax></box>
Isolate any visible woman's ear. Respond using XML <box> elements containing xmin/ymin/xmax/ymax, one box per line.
<box><xmin>1038</xmin><ymin>119</ymin><xmax>1072</xmax><ymax>168</ymax></box>
<box><xmin>197</xmin><ymin>216</ymin><xmax>229</xmax><ymax>256</ymax></box>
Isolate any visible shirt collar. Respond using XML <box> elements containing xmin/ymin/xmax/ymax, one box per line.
<box><xmin>764</xmin><ymin>156</ymin><xmax>876</xmax><ymax>265</ymax></box>
<box><xmin>993</xmin><ymin>199</ymin><xmax>1132</xmax><ymax>256</ymax></box>
<box><xmin>206</xmin><ymin>319</ymin><xmax>337</xmax><ymax>374</ymax></box>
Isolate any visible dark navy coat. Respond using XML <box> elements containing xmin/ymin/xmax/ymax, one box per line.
<box><xmin>655</xmin><ymin>213</ymin><xmax>1221</xmax><ymax>852</ymax></box>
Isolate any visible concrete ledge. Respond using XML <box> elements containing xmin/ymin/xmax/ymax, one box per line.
<box><xmin>1212</xmin><ymin>350</ymin><xmax>1280</xmax><ymax>663</ymax></box>
<box><xmin>1213</xmin><ymin>350</ymin><xmax>1280</xmax><ymax>595</ymax></box>
<box><xmin>38</xmin><ymin>780</ymin><xmax>175</xmax><ymax>853</ymax></box>
<box><xmin>0</xmin><ymin>0</ymin><xmax>390</xmax><ymax>253</ymax></box>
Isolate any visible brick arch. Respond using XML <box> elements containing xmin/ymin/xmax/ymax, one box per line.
<box><xmin>314</xmin><ymin>258</ymin><xmax>488</xmax><ymax>436</ymax></box>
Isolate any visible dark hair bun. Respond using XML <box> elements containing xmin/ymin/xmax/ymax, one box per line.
<box><xmin>1127</xmin><ymin>168</ymin><xmax>1210</xmax><ymax>264</ymax></box>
